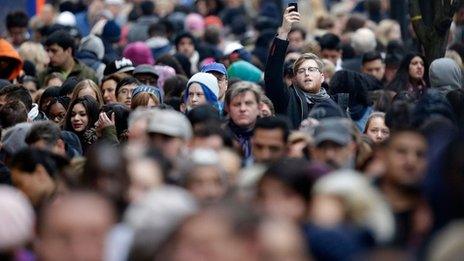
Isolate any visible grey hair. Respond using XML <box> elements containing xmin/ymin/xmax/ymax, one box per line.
<box><xmin>225</xmin><ymin>81</ymin><xmax>263</xmax><ymax>106</ymax></box>
<box><xmin>351</xmin><ymin>28</ymin><xmax>377</xmax><ymax>55</ymax></box>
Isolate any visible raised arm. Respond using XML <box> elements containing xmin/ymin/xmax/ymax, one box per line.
<box><xmin>264</xmin><ymin>6</ymin><xmax>300</xmax><ymax>113</ymax></box>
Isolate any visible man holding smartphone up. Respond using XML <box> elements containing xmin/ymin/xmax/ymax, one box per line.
<box><xmin>264</xmin><ymin>4</ymin><xmax>341</xmax><ymax>129</ymax></box>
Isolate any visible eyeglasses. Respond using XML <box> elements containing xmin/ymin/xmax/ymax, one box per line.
<box><xmin>296</xmin><ymin>66</ymin><xmax>320</xmax><ymax>74</ymax></box>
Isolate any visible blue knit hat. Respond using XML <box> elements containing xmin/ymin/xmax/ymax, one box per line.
<box><xmin>132</xmin><ymin>85</ymin><xmax>163</xmax><ymax>103</ymax></box>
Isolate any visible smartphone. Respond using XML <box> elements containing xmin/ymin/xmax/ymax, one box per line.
<box><xmin>288</xmin><ymin>2</ymin><xmax>298</xmax><ymax>12</ymax></box>
<box><xmin>105</xmin><ymin>109</ymin><xmax>114</xmax><ymax>118</ymax></box>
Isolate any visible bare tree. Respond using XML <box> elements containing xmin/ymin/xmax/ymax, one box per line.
<box><xmin>409</xmin><ymin>0</ymin><xmax>462</xmax><ymax>65</ymax></box>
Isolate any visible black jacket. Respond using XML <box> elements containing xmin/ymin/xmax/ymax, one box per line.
<box><xmin>264</xmin><ymin>37</ymin><xmax>337</xmax><ymax>128</ymax></box>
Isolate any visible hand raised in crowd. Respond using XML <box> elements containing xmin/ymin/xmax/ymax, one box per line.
<box><xmin>278</xmin><ymin>6</ymin><xmax>301</xmax><ymax>40</ymax></box>
<box><xmin>95</xmin><ymin>112</ymin><xmax>115</xmax><ymax>137</ymax></box>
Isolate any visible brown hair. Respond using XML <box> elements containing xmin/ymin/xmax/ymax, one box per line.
<box><xmin>101</xmin><ymin>73</ymin><xmax>130</xmax><ymax>89</ymax></box>
<box><xmin>364</xmin><ymin>112</ymin><xmax>386</xmax><ymax>133</ymax></box>
<box><xmin>71</xmin><ymin>79</ymin><xmax>104</xmax><ymax>105</ymax></box>
<box><xmin>43</xmin><ymin>72</ymin><xmax>65</xmax><ymax>87</ymax></box>
<box><xmin>260</xmin><ymin>94</ymin><xmax>275</xmax><ymax>115</ymax></box>
<box><xmin>0</xmin><ymin>101</ymin><xmax>28</xmax><ymax>128</ymax></box>
<box><xmin>131</xmin><ymin>92</ymin><xmax>160</xmax><ymax>110</ymax></box>
<box><xmin>293</xmin><ymin>53</ymin><xmax>324</xmax><ymax>75</ymax></box>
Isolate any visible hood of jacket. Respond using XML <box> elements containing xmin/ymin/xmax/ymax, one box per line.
<box><xmin>0</xmin><ymin>39</ymin><xmax>23</xmax><ymax>81</ymax></box>
<box><xmin>429</xmin><ymin>58</ymin><xmax>463</xmax><ymax>93</ymax></box>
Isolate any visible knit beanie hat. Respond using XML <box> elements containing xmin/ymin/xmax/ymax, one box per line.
<box><xmin>187</xmin><ymin>72</ymin><xmax>219</xmax><ymax>98</ymax></box>
<box><xmin>0</xmin><ymin>186</ymin><xmax>34</xmax><ymax>251</ymax></box>
<box><xmin>79</xmin><ymin>34</ymin><xmax>105</xmax><ymax>60</ymax></box>
<box><xmin>227</xmin><ymin>61</ymin><xmax>263</xmax><ymax>83</ymax></box>
<box><xmin>132</xmin><ymin>84</ymin><xmax>163</xmax><ymax>103</ymax></box>
<box><xmin>123</xmin><ymin>42</ymin><xmax>155</xmax><ymax>66</ymax></box>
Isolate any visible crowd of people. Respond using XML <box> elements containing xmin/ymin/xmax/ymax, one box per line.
<box><xmin>1</xmin><ymin>0</ymin><xmax>464</xmax><ymax>260</ymax></box>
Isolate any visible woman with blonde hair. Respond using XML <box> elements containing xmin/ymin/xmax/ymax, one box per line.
<box><xmin>376</xmin><ymin>19</ymin><xmax>402</xmax><ymax>51</ymax></box>
<box><xmin>18</xmin><ymin>42</ymin><xmax>50</xmax><ymax>74</ymax></box>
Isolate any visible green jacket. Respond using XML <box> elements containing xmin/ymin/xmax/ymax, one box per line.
<box><xmin>39</xmin><ymin>59</ymin><xmax>98</xmax><ymax>86</ymax></box>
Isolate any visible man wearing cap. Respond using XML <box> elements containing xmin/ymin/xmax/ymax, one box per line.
<box><xmin>146</xmin><ymin>109</ymin><xmax>193</xmax><ymax>162</ymax></box>
<box><xmin>182</xmin><ymin>72</ymin><xmax>220</xmax><ymax>113</ymax></box>
<box><xmin>200</xmin><ymin>62</ymin><xmax>228</xmax><ymax>103</ymax></box>
<box><xmin>221</xmin><ymin>42</ymin><xmax>252</xmax><ymax>67</ymax></box>
<box><xmin>133</xmin><ymin>64</ymin><xmax>159</xmax><ymax>87</ymax></box>
<box><xmin>103</xmin><ymin>57</ymin><xmax>135</xmax><ymax>76</ymax></box>
<box><xmin>310</xmin><ymin>118</ymin><xmax>356</xmax><ymax>169</ymax></box>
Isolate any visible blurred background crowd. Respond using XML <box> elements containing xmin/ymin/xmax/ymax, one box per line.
<box><xmin>0</xmin><ymin>0</ymin><xmax>464</xmax><ymax>260</ymax></box>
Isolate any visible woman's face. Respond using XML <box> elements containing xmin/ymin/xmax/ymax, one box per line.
<box><xmin>408</xmin><ymin>56</ymin><xmax>425</xmax><ymax>80</ymax></box>
<box><xmin>366</xmin><ymin>117</ymin><xmax>390</xmax><ymax>143</ymax></box>
<box><xmin>48</xmin><ymin>102</ymin><xmax>67</xmax><ymax>124</ymax></box>
<box><xmin>101</xmin><ymin>79</ymin><xmax>117</xmax><ymax>104</ymax></box>
<box><xmin>70</xmin><ymin>103</ymin><xmax>89</xmax><ymax>132</ymax></box>
<box><xmin>117</xmin><ymin>83</ymin><xmax>137</xmax><ymax>108</ymax></box>
<box><xmin>147</xmin><ymin>97</ymin><xmax>158</xmax><ymax>108</ymax></box>
<box><xmin>78</xmin><ymin>86</ymin><xmax>97</xmax><ymax>100</ymax></box>
<box><xmin>187</xmin><ymin>83</ymin><xmax>206</xmax><ymax>109</ymax></box>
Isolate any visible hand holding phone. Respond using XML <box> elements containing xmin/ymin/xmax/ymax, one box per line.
<box><xmin>279</xmin><ymin>1</ymin><xmax>301</xmax><ymax>39</ymax></box>
<box><xmin>288</xmin><ymin>2</ymin><xmax>298</xmax><ymax>13</ymax></box>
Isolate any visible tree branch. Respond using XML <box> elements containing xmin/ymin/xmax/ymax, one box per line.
<box><xmin>409</xmin><ymin>0</ymin><xmax>428</xmax><ymax>42</ymax></box>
